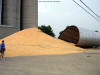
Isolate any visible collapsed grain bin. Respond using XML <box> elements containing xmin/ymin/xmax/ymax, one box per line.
<box><xmin>1</xmin><ymin>28</ymin><xmax>83</xmax><ymax>57</ymax></box>
<box><xmin>59</xmin><ymin>26</ymin><xmax>100</xmax><ymax>47</ymax></box>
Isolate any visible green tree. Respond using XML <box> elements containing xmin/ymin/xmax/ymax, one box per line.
<box><xmin>38</xmin><ymin>25</ymin><xmax>55</xmax><ymax>37</ymax></box>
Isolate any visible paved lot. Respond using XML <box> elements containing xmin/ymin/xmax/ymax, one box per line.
<box><xmin>0</xmin><ymin>49</ymin><xmax>100</xmax><ymax>75</ymax></box>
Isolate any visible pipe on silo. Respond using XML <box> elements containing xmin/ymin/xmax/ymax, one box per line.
<box><xmin>59</xmin><ymin>26</ymin><xmax>100</xmax><ymax>47</ymax></box>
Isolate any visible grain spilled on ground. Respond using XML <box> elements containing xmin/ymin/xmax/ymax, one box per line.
<box><xmin>1</xmin><ymin>28</ymin><xmax>84</xmax><ymax>57</ymax></box>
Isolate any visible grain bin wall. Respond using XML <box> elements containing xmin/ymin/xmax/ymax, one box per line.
<box><xmin>59</xmin><ymin>26</ymin><xmax>100</xmax><ymax>47</ymax></box>
<box><xmin>21</xmin><ymin>0</ymin><xmax>38</xmax><ymax>29</ymax></box>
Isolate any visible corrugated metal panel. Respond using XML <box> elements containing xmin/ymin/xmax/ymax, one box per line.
<box><xmin>77</xmin><ymin>27</ymin><xmax>100</xmax><ymax>46</ymax></box>
<box><xmin>59</xmin><ymin>26</ymin><xmax>100</xmax><ymax>47</ymax></box>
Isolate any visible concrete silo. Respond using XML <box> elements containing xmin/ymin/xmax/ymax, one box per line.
<box><xmin>0</xmin><ymin>0</ymin><xmax>38</xmax><ymax>38</ymax></box>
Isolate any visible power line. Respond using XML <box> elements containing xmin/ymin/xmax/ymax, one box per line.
<box><xmin>39</xmin><ymin>1</ymin><xmax>61</xmax><ymax>2</ymax></box>
<box><xmin>72</xmin><ymin>0</ymin><xmax>100</xmax><ymax>22</ymax></box>
<box><xmin>80</xmin><ymin>0</ymin><xmax>100</xmax><ymax>20</ymax></box>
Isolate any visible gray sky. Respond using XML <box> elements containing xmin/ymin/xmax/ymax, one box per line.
<box><xmin>38</xmin><ymin>0</ymin><xmax>100</xmax><ymax>37</ymax></box>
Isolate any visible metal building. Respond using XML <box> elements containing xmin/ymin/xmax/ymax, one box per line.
<box><xmin>59</xmin><ymin>26</ymin><xmax>100</xmax><ymax>47</ymax></box>
<box><xmin>0</xmin><ymin>0</ymin><xmax>38</xmax><ymax>38</ymax></box>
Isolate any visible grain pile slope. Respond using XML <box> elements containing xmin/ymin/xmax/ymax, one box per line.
<box><xmin>2</xmin><ymin>28</ymin><xmax>83</xmax><ymax>57</ymax></box>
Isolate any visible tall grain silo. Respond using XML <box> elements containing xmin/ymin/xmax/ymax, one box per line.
<box><xmin>20</xmin><ymin>0</ymin><xmax>38</xmax><ymax>29</ymax></box>
<box><xmin>0</xmin><ymin>0</ymin><xmax>38</xmax><ymax>38</ymax></box>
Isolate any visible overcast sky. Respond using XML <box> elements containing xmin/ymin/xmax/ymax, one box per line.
<box><xmin>38</xmin><ymin>0</ymin><xmax>100</xmax><ymax>37</ymax></box>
